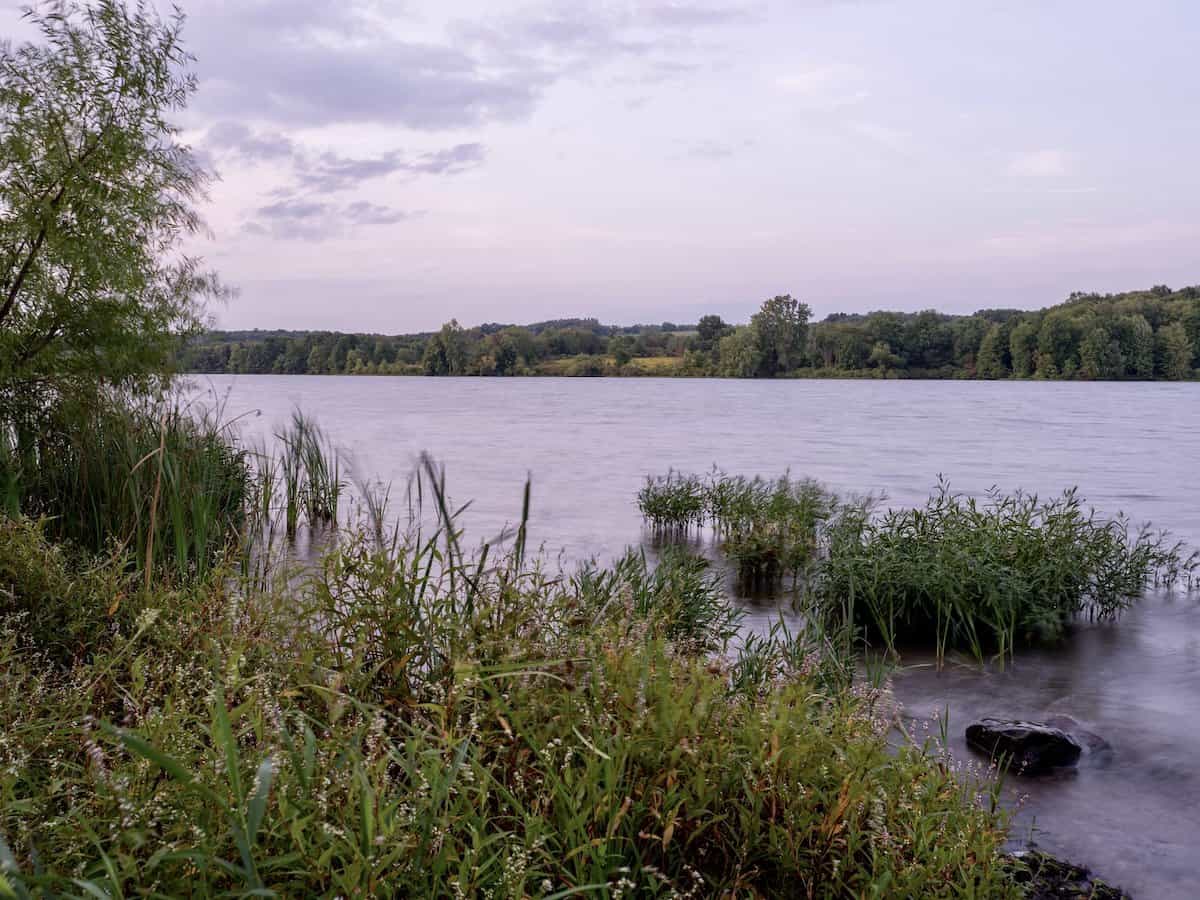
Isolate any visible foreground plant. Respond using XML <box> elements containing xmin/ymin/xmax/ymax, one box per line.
<box><xmin>0</xmin><ymin>474</ymin><xmax>1018</xmax><ymax>897</ymax></box>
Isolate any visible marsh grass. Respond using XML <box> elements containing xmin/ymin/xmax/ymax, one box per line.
<box><xmin>641</xmin><ymin>470</ymin><xmax>841</xmax><ymax>591</ymax></box>
<box><xmin>636</xmin><ymin>471</ymin><xmax>706</xmax><ymax>534</ymax></box>
<box><xmin>0</xmin><ymin>462</ymin><xmax>1021</xmax><ymax>898</ymax></box>
<box><xmin>817</xmin><ymin>479</ymin><xmax>1199</xmax><ymax>662</ymax></box>
<box><xmin>0</xmin><ymin>397</ymin><xmax>250</xmax><ymax>580</ymax></box>
<box><xmin>640</xmin><ymin>470</ymin><xmax>1197</xmax><ymax>663</ymax></box>
<box><xmin>709</xmin><ymin>473</ymin><xmax>840</xmax><ymax>592</ymax></box>
<box><xmin>273</xmin><ymin>410</ymin><xmax>342</xmax><ymax>538</ymax></box>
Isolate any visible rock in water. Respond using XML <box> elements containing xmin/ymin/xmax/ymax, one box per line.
<box><xmin>1007</xmin><ymin>850</ymin><xmax>1131</xmax><ymax>900</ymax></box>
<box><xmin>965</xmin><ymin>718</ymin><xmax>1082</xmax><ymax>775</ymax></box>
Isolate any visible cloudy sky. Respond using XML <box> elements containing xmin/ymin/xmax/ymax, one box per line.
<box><xmin>6</xmin><ymin>1</ymin><xmax>1200</xmax><ymax>331</ymax></box>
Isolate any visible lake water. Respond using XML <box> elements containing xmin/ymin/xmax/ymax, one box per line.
<box><xmin>197</xmin><ymin>374</ymin><xmax>1200</xmax><ymax>898</ymax></box>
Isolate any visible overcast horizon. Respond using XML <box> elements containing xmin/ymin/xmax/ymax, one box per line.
<box><xmin>6</xmin><ymin>0</ymin><xmax>1199</xmax><ymax>332</ymax></box>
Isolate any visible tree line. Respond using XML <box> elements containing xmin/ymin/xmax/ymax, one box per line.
<box><xmin>181</xmin><ymin>286</ymin><xmax>1200</xmax><ymax>381</ymax></box>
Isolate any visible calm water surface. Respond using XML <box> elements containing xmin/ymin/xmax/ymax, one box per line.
<box><xmin>199</xmin><ymin>375</ymin><xmax>1200</xmax><ymax>898</ymax></box>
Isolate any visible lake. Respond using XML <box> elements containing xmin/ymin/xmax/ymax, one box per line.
<box><xmin>196</xmin><ymin>374</ymin><xmax>1200</xmax><ymax>899</ymax></box>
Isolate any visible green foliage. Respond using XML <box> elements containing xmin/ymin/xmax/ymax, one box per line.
<box><xmin>708</xmin><ymin>474</ymin><xmax>839</xmax><ymax>591</ymax></box>
<box><xmin>178</xmin><ymin>286</ymin><xmax>1200</xmax><ymax>381</ymax></box>
<box><xmin>0</xmin><ymin>481</ymin><xmax>1019</xmax><ymax>898</ymax></box>
<box><xmin>1078</xmin><ymin>325</ymin><xmax>1123</xmax><ymax>380</ymax></box>
<box><xmin>636</xmin><ymin>472</ymin><xmax>1198</xmax><ymax>663</ymax></box>
<box><xmin>0</xmin><ymin>396</ymin><xmax>250</xmax><ymax>580</ymax></box>
<box><xmin>640</xmin><ymin>471</ymin><xmax>842</xmax><ymax>591</ymax></box>
<box><xmin>1157</xmin><ymin>321</ymin><xmax>1193</xmax><ymax>379</ymax></box>
<box><xmin>817</xmin><ymin>481</ymin><xmax>1198</xmax><ymax>662</ymax></box>
<box><xmin>749</xmin><ymin>294</ymin><xmax>811</xmax><ymax>376</ymax></box>
<box><xmin>0</xmin><ymin>0</ymin><xmax>224</xmax><ymax>414</ymax></box>
<box><xmin>636</xmin><ymin>471</ymin><xmax>706</xmax><ymax>533</ymax></box>
<box><xmin>716</xmin><ymin>324</ymin><xmax>762</xmax><ymax>377</ymax></box>
<box><xmin>867</xmin><ymin>340</ymin><xmax>903</xmax><ymax>371</ymax></box>
<box><xmin>1009</xmin><ymin>320</ymin><xmax>1040</xmax><ymax>378</ymax></box>
<box><xmin>0</xmin><ymin>516</ymin><xmax>141</xmax><ymax>666</ymax></box>
<box><xmin>422</xmin><ymin>319</ymin><xmax>468</xmax><ymax>375</ymax></box>
<box><xmin>975</xmin><ymin>324</ymin><xmax>1006</xmax><ymax>378</ymax></box>
<box><xmin>273</xmin><ymin>410</ymin><xmax>341</xmax><ymax>537</ymax></box>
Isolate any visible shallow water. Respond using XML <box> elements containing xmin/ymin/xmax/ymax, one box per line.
<box><xmin>197</xmin><ymin>374</ymin><xmax>1200</xmax><ymax>898</ymax></box>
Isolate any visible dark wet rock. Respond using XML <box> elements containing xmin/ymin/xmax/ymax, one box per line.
<box><xmin>965</xmin><ymin>718</ymin><xmax>1082</xmax><ymax>775</ymax></box>
<box><xmin>1045</xmin><ymin>715</ymin><xmax>1114</xmax><ymax>765</ymax></box>
<box><xmin>1006</xmin><ymin>849</ymin><xmax>1131</xmax><ymax>899</ymax></box>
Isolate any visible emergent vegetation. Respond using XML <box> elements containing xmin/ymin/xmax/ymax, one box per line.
<box><xmin>180</xmin><ymin>285</ymin><xmax>1200</xmax><ymax>380</ymax></box>
<box><xmin>641</xmin><ymin>472</ymin><xmax>1197</xmax><ymax>662</ymax></box>
<box><xmin>819</xmin><ymin>482</ymin><xmax>1198</xmax><ymax>661</ymax></box>
<box><xmin>639</xmin><ymin>471</ymin><xmax>843</xmax><ymax>591</ymax></box>
<box><xmin>0</xmin><ymin>462</ymin><xmax>1025</xmax><ymax>897</ymax></box>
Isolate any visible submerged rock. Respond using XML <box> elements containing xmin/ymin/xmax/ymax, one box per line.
<box><xmin>1045</xmin><ymin>715</ymin><xmax>1114</xmax><ymax>765</ymax></box>
<box><xmin>965</xmin><ymin>718</ymin><xmax>1082</xmax><ymax>775</ymax></box>
<box><xmin>1007</xmin><ymin>849</ymin><xmax>1131</xmax><ymax>900</ymax></box>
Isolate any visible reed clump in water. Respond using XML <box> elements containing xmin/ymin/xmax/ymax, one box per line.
<box><xmin>641</xmin><ymin>470</ymin><xmax>841</xmax><ymax>592</ymax></box>
<box><xmin>636</xmin><ymin>470</ymin><xmax>706</xmax><ymax>535</ymax></box>
<box><xmin>0</xmin><ymin>460</ymin><xmax>1021</xmax><ymax>898</ymax></box>
<box><xmin>708</xmin><ymin>473</ymin><xmax>840</xmax><ymax>592</ymax></box>
<box><xmin>272</xmin><ymin>410</ymin><xmax>342</xmax><ymax>538</ymax></box>
<box><xmin>816</xmin><ymin>480</ymin><xmax>1199</xmax><ymax>661</ymax></box>
<box><xmin>639</xmin><ymin>470</ymin><xmax>1197</xmax><ymax>662</ymax></box>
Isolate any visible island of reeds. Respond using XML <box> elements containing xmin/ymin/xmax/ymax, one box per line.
<box><xmin>0</xmin><ymin>2</ymin><xmax>1180</xmax><ymax>896</ymax></box>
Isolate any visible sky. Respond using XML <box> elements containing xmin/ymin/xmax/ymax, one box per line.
<box><xmin>5</xmin><ymin>0</ymin><xmax>1200</xmax><ymax>332</ymax></box>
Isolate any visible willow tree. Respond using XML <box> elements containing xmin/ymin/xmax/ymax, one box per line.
<box><xmin>0</xmin><ymin>0</ymin><xmax>223</xmax><ymax>417</ymax></box>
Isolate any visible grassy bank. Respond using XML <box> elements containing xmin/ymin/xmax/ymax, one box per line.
<box><xmin>1</xmin><ymin>410</ymin><xmax>1175</xmax><ymax>895</ymax></box>
<box><xmin>0</xmin><ymin>520</ymin><xmax>1016</xmax><ymax>897</ymax></box>
<box><xmin>0</xmin><ymin>398</ymin><xmax>252</xmax><ymax>582</ymax></box>
<box><xmin>0</xmin><ymin>418</ymin><xmax>1035</xmax><ymax>897</ymax></box>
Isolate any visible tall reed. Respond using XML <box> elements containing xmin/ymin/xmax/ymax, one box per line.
<box><xmin>816</xmin><ymin>480</ymin><xmax>1198</xmax><ymax>662</ymax></box>
<box><xmin>0</xmin><ymin>465</ymin><xmax>1020</xmax><ymax>898</ymax></box>
<box><xmin>0</xmin><ymin>396</ymin><xmax>250</xmax><ymax>580</ymax></box>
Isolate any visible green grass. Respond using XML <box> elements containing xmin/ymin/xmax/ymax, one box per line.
<box><xmin>640</xmin><ymin>471</ymin><xmax>842</xmax><ymax>591</ymax></box>
<box><xmin>0</xmin><ymin>463</ymin><xmax>1021</xmax><ymax>898</ymax></box>
<box><xmin>272</xmin><ymin>410</ymin><xmax>342</xmax><ymax>538</ymax></box>
<box><xmin>707</xmin><ymin>473</ymin><xmax>840</xmax><ymax>592</ymax></box>
<box><xmin>636</xmin><ymin>471</ymin><xmax>706</xmax><ymax>534</ymax></box>
<box><xmin>639</xmin><ymin>471</ymin><xmax>1197</xmax><ymax>662</ymax></box>
<box><xmin>817</xmin><ymin>480</ymin><xmax>1198</xmax><ymax>662</ymax></box>
<box><xmin>0</xmin><ymin>396</ymin><xmax>250</xmax><ymax>581</ymax></box>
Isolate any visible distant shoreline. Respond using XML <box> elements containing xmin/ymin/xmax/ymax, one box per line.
<box><xmin>180</xmin><ymin>285</ymin><xmax>1200</xmax><ymax>382</ymax></box>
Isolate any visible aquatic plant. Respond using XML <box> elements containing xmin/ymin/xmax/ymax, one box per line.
<box><xmin>816</xmin><ymin>479</ymin><xmax>1199</xmax><ymax>661</ymax></box>
<box><xmin>275</xmin><ymin>410</ymin><xmax>342</xmax><ymax>537</ymax></box>
<box><xmin>709</xmin><ymin>473</ymin><xmax>840</xmax><ymax>591</ymax></box>
<box><xmin>641</xmin><ymin>469</ymin><xmax>841</xmax><ymax>591</ymax></box>
<box><xmin>636</xmin><ymin>470</ymin><xmax>706</xmax><ymax>533</ymax></box>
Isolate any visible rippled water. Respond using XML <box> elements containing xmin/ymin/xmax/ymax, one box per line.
<box><xmin>198</xmin><ymin>374</ymin><xmax>1200</xmax><ymax>898</ymax></box>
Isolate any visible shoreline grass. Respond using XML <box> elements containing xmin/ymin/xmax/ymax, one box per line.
<box><xmin>0</xmin><ymin>412</ymin><xmax>1179</xmax><ymax>895</ymax></box>
<box><xmin>0</xmin><ymin>432</ymin><xmax>1029</xmax><ymax>897</ymax></box>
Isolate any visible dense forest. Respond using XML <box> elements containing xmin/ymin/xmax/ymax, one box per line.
<box><xmin>180</xmin><ymin>285</ymin><xmax>1200</xmax><ymax>380</ymax></box>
